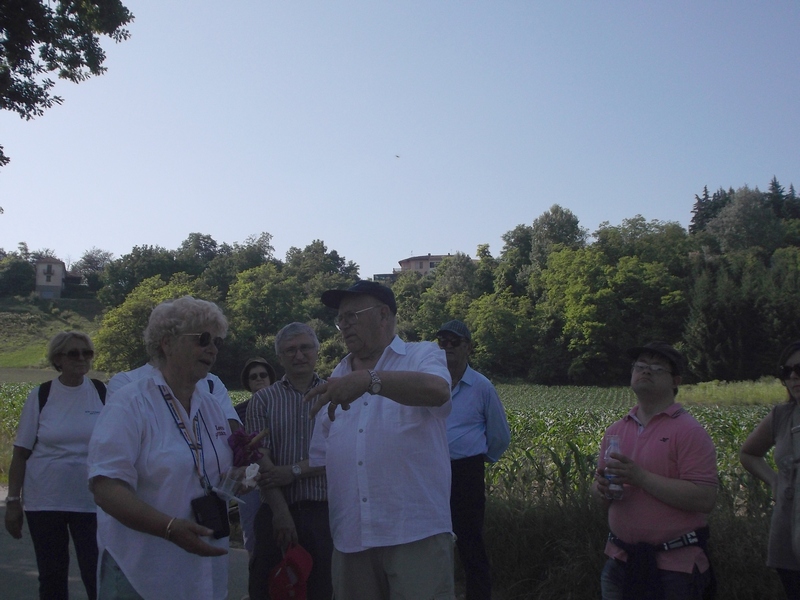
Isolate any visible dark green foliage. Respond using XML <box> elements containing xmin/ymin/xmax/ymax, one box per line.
<box><xmin>0</xmin><ymin>255</ymin><xmax>35</xmax><ymax>296</ymax></box>
<box><xmin>705</xmin><ymin>186</ymin><xmax>783</xmax><ymax>254</ymax></box>
<box><xmin>528</xmin><ymin>204</ymin><xmax>587</xmax><ymax>270</ymax></box>
<box><xmin>73</xmin><ymin>247</ymin><xmax>114</xmax><ymax>292</ymax></box>
<box><xmin>690</xmin><ymin>186</ymin><xmax>733</xmax><ymax>234</ymax></box>
<box><xmin>199</xmin><ymin>233</ymin><xmax>275</xmax><ymax>297</ymax></box>
<box><xmin>683</xmin><ymin>251</ymin><xmax>774</xmax><ymax>381</ymax></box>
<box><xmin>13</xmin><ymin>174</ymin><xmax>800</xmax><ymax>387</ymax></box>
<box><xmin>98</xmin><ymin>245</ymin><xmax>179</xmax><ymax>307</ymax></box>
<box><xmin>0</xmin><ymin>0</ymin><xmax>133</xmax><ymax>166</ymax></box>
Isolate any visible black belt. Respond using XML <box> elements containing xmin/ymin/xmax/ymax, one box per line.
<box><xmin>609</xmin><ymin>527</ymin><xmax>709</xmax><ymax>553</ymax></box>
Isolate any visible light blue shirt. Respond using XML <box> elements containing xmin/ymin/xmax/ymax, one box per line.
<box><xmin>446</xmin><ymin>365</ymin><xmax>511</xmax><ymax>462</ymax></box>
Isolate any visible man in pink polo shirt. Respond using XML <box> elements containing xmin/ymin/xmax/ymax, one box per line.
<box><xmin>593</xmin><ymin>341</ymin><xmax>718</xmax><ymax>600</ymax></box>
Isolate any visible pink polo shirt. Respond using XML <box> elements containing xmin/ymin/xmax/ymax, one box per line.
<box><xmin>598</xmin><ymin>403</ymin><xmax>718</xmax><ymax>573</ymax></box>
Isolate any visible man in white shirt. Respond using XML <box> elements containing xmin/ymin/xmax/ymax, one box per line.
<box><xmin>307</xmin><ymin>280</ymin><xmax>454</xmax><ymax>600</ymax></box>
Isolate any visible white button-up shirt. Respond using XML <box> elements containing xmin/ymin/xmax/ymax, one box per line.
<box><xmin>88</xmin><ymin>372</ymin><xmax>233</xmax><ymax>600</ymax></box>
<box><xmin>310</xmin><ymin>336</ymin><xmax>452</xmax><ymax>553</ymax></box>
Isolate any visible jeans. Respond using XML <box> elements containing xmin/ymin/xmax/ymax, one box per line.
<box><xmin>25</xmin><ymin>510</ymin><xmax>98</xmax><ymax>600</ymax></box>
<box><xmin>97</xmin><ymin>550</ymin><xmax>145</xmax><ymax>600</ymax></box>
<box><xmin>601</xmin><ymin>556</ymin><xmax>711</xmax><ymax>600</ymax></box>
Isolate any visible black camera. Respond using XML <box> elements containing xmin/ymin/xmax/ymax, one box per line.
<box><xmin>190</xmin><ymin>492</ymin><xmax>230</xmax><ymax>539</ymax></box>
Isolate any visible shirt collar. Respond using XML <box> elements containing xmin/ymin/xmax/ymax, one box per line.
<box><xmin>625</xmin><ymin>402</ymin><xmax>684</xmax><ymax>422</ymax></box>
<box><xmin>279</xmin><ymin>372</ymin><xmax>321</xmax><ymax>394</ymax></box>
<box><xmin>456</xmin><ymin>365</ymin><xmax>477</xmax><ymax>388</ymax></box>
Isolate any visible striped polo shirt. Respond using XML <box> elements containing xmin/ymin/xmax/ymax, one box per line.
<box><xmin>245</xmin><ymin>374</ymin><xmax>327</xmax><ymax>505</ymax></box>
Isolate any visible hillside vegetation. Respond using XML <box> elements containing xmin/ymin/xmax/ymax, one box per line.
<box><xmin>0</xmin><ymin>298</ymin><xmax>105</xmax><ymax>368</ymax></box>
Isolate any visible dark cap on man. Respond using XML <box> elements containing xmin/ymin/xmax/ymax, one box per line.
<box><xmin>321</xmin><ymin>280</ymin><xmax>397</xmax><ymax>315</ymax></box>
<box><xmin>437</xmin><ymin>320</ymin><xmax>471</xmax><ymax>341</ymax></box>
<box><xmin>626</xmin><ymin>341</ymin><xmax>685</xmax><ymax>375</ymax></box>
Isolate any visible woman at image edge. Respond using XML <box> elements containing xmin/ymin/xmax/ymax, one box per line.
<box><xmin>740</xmin><ymin>340</ymin><xmax>800</xmax><ymax>599</ymax></box>
<box><xmin>88</xmin><ymin>296</ymin><xmax>234</xmax><ymax>600</ymax></box>
<box><xmin>4</xmin><ymin>331</ymin><xmax>104</xmax><ymax>600</ymax></box>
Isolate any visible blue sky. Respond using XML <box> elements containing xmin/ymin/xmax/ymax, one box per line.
<box><xmin>1</xmin><ymin>1</ymin><xmax>798</xmax><ymax>279</ymax></box>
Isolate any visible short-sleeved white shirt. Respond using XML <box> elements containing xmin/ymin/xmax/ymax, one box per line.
<box><xmin>15</xmin><ymin>377</ymin><xmax>103</xmax><ymax>512</ymax></box>
<box><xmin>88</xmin><ymin>372</ymin><xmax>234</xmax><ymax>600</ymax></box>
<box><xmin>107</xmin><ymin>363</ymin><xmax>240</xmax><ymax>424</ymax></box>
<box><xmin>309</xmin><ymin>336</ymin><xmax>452</xmax><ymax>553</ymax></box>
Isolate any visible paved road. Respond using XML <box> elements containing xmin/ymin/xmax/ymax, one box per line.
<box><xmin>1</xmin><ymin>487</ymin><xmax>250</xmax><ymax>600</ymax></box>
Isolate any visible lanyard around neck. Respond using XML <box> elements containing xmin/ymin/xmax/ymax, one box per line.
<box><xmin>159</xmin><ymin>384</ymin><xmax>211</xmax><ymax>492</ymax></box>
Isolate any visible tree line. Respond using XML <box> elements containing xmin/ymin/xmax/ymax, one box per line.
<box><xmin>1</xmin><ymin>177</ymin><xmax>798</xmax><ymax>388</ymax></box>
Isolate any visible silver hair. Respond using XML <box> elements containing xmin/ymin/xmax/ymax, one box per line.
<box><xmin>48</xmin><ymin>331</ymin><xmax>94</xmax><ymax>371</ymax></box>
<box><xmin>144</xmin><ymin>296</ymin><xmax>228</xmax><ymax>368</ymax></box>
<box><xmin>274</xmin><ymin>322</ymin><xmax>320</xmax><ymax>354</ymax></box>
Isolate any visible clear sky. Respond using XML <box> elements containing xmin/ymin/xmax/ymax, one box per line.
<box><xmin>1</xmin><ymin>1</ymin><xmax>798</xmax><ymax>279</ymax></box>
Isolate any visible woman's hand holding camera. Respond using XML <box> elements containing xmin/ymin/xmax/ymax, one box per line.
<box><xmin>165</xmin><ymin>518</ymin><xmax>228</xmax><ymax>557</ymax></box>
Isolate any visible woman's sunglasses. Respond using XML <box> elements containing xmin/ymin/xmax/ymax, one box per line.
<box><xmin>181</xmin><ymin>332</ymin><xmax>224</xmax><ymax>350</ymax></box>
<box><xmin>62</xmin><ymin>349</ymin><xmax>95</xmax><ymax>360</ymax></box>
<box><xmin>780</xmin><ymin>364</ymin><xmax>800</xmax><ymax>379</ymax></box>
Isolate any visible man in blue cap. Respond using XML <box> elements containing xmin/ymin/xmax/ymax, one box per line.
<box><xmin>437</xmin><ymin>319</ymin><xmax>510</xmax><ymax>600</ymax></box>
<box><xmin>306</xmin><ymin>280</ymin><xmax>455</xmax><ymax>600</ymax></box>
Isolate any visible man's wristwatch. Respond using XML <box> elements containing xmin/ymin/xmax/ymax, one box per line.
<box><xmin>291</xmin><ymin>464</ymin><xmax>302</xmax><ymax>479</ymax></box>
<box><xmin>367</xmin><ymin>369</ymin><xmax>382</xmax><ymax>395</ymax></box>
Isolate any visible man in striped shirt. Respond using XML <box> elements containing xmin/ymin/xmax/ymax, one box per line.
<box><xmin>245</xmin><ymin>322</ymin><xmax>332</xmax><ymax>600</ymax></box>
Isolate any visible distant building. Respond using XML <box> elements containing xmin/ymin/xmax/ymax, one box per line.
<box><xmin>35</xmin><ymin>258</ymin><xmax>66</xmax><ymax>299</ymax></box>
<box><xmin>373</xmin><ymin>253</ymin><xmax>458</xmax><ymax>282</ymax></box>
<box><xmin>397</xmin><ymin>253</ymin><xmax>448</xmax><ymax>276</ymax></box>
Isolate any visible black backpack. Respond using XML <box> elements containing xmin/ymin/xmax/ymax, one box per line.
<box><xmin>38</xmin><ymin>378</ymin><xmax>107</xmax><ymax>412</ymax></box>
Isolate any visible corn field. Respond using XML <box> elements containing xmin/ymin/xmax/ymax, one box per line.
<box><xmin>0</xmin><ymin>381</ymin><xmax>788</xmax><ymax>598</ymax></box>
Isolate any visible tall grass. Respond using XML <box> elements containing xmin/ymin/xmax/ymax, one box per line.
<box><xmin>0</xmin><ymin>380</ymin><xmax>788</xmax><ymax>597</ymax></box>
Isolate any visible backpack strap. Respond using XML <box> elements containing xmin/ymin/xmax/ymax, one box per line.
<box><xmin>39</xmin><ymin>378</ymin><xmax>107</xmax><ymax>412</ymax></box>
<box><xmin>91</xmin><ymin>379</ymin><xmax>107</xmax><ymax>404</ymax></box>
<box><xmin>38</xmin><ymin>380</ymin><xmax>53</xmax><ymax>413</ymax></box>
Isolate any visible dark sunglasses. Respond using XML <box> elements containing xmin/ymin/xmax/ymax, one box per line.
<box><xmin>437</xmin><ymin>336</ymin><xmax>464</xmax><ymax>349</ymax></box>
<box><xmin>781</xmin><ymin>364</ymin><xmax>800</xmax><ymax>379</ymax></box>
<box><xmin>63</xmin><ymin>349</ymin><xmax>94</xmax><ymax>360</ymax></box>
<box><xmin>249</xmin><ymin>372</ymin><xmax>270</xmax><ymax>381</ymax></box>
<box><xmin>182</xmin><ymin>332</ymin><xmax>224</xmax><ymax>350</ymax></box>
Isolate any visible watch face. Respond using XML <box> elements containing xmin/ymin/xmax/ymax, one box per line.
<box><xmin>292</xmin><ymin>465</ymin><xmax>302</xmax><ymax>477</ymax></box>
<box><xmin>368</xmin><ymin>370</ymin><xmax>382</xmax><ymax>394</ymax></box>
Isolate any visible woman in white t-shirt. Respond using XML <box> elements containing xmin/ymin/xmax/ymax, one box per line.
<box><xmin>4</xmin><ymin>331</ymin><xmax>104</xmax><ymax>600</ymax></box>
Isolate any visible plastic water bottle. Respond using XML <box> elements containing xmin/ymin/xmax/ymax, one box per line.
<box><xmin>604</xmin><ymin>435</ymin><xmax>624</xmax><ymax>500</ymax></box>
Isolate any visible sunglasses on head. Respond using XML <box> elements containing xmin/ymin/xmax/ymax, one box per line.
<box><xmin>63</xmin><ymin>349</ymin><xmax>94</xmax><ymax>360</ymax></box>
<box><xmin>781</xmin><ymin>364</ymin><xmax>800</xmax><ymax>379</ymax></box>
<box><xmin>182</xmin><ymin>332</ymin><xmax>224</xmax><ymax>350</ymax></box>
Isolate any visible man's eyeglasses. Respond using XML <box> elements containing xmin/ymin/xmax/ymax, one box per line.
<box><xmin>181</xmin><ymin>332</ymin><xmax>224</xmax><ymax>350</ymax></box>
<box><xmin>334</xmin><ymin>305</ymin><xmax>382</xmax><ymax>330</ymax></box>
<box><xmin>780</xmin><ymin>364</ymin><xmax>800</xmax><ymax>379</ymax></box>
<box><xmin>631</xmin><ymin>362</ymin><xmax>672</xmax><ymax>374</ymax></box>
<box><xmin>248</xmin><ymin>371</ymin><xmax>271</xmax><ymax>381</ymax></box>
<box><xmin>62</xmin><ymin>349</ymin><xmax>94</xmax><ymax>360</ymax></box>
<box><xmin>280</xmin><ymin>344</ymin><xmax>317</xmax><ymax>358</ymax></box>
<box><xmin>437</xmin><ymin>336</ymin><xmax>464</xmax><ymax>349</ymax></box>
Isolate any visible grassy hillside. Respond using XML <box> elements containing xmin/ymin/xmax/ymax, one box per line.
<box><xmin>0</xmin><ymin>297</ymin><xmax>105</xmax><ymax>368</ymax></box>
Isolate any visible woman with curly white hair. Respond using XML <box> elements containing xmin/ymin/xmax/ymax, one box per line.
<box><xmin>88</xmin><ymin>296</ymin><xmax>234</xmax><ymax>600</ymax></box>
